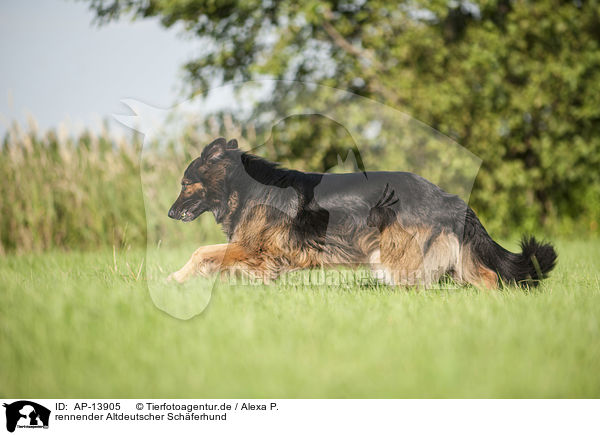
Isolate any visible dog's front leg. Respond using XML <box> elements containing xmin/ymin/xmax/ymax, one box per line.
<box><xmin>167</xmin><ymin>243</ymin><xmax>231</xmax><ymax>283</ymax></box>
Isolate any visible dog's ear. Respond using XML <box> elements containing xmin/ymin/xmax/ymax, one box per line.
<box><xmin>226</xmin><ymin>139</ymin><xmax>238</xmax><ymax>149</ymax></box>
<box><xmin>202</xmin><ymin>137</ymin><xmax>227</xmax><ymax>161</ymax></box>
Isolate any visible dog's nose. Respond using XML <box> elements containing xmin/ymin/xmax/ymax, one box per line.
<box><xmin>168</xmin><ymin>208</ymin><xmax>177</xmax><ymax>219</ymax></box>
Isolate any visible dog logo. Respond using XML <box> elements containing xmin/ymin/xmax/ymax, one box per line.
<box><xmin>3</xmin><ymin>401</ymin><xmax>50</xmax><ymax>432</ymax></box>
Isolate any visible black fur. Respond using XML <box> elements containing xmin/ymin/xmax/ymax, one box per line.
<box><xmin>462</xmin><ymin>208</ymin><xmax>557</xmax><ymax>286</ymax></box>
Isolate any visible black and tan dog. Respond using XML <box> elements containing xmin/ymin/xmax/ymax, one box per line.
<box><xmin>167</xmin><ymin>137</ymin><xmax>557</xmax><ymax>288</ymax></box>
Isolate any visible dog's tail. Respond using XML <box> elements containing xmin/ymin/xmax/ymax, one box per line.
<box><xmin>464</xmin><ymin>209</ymin><xmax>557</xmax><ymax>287</ymax></box>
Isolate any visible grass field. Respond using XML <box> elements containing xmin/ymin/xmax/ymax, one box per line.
<box><xmin>1</xmin><ymin>239</ymin><xmax>599</xmax><ymax>398</ymax></box>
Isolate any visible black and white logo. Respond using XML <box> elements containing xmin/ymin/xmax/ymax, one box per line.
<box><xmin>3</xmin><ymin>401</ymin><xmax>50</xmax><ymax>433</ymax></box>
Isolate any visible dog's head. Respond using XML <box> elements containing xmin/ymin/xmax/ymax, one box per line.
<box><xmin>168</xmin><ymin>137</ymin><xmax>238</xmax><ymax>222</ymax></box>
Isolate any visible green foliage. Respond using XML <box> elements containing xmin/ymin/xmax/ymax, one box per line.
<box><xmin>86</xmin><ymin>0</ymin><xmax>600</xmax><ymax>236</ymax></box>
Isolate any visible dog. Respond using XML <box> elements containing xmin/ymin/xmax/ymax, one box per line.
<box><xmin>167</xmin><ymin>137</ymin><xmax>557</xmax><ymax>288</ymax></box>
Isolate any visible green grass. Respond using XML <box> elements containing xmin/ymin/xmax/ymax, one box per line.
<box><xmin>1</xmin><ymin>240</ymin><xmax>599</xmax><ymax>398</ymax></box>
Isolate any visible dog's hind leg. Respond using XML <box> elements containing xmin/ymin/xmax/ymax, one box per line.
<box><xmin>370</xmin><ymin>225</ymin><xmax>427</xmax><ymax>287</ymax></box>
<box><xmin>420</xmin><ymin>231</ymin><xmax>460</xmax><ymax>286</ymax></box>
<box><xmin>453</xmin><ymin>246</ymin><xmax>498</xmax><ymax>289</ymax></box>
<box><xmin>370</xmin><ymin>226</ymin><xmax>460</xmax><ymax>288</ymax></box>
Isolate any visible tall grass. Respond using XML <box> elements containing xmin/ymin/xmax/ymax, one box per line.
<box><xmin>0</xmin><ymin>120</ymin><xmax>142</xmax><ymax>254</ymax></box>
<box><xmin>0</xmin><ymin>116</ymin><xmax>256</xmax><ymax>255</ymax></box>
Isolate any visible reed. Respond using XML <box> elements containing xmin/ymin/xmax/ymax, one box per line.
<box><xmin>0</xmin><ymin>116</ymin><xmax>247</xmax><ymax>255</ymax></box>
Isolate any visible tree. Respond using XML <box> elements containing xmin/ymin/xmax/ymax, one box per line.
<box><xmin>87</xmin><ymin>0</ymin><xmax>600</xmax><ymax>235</ymax></box>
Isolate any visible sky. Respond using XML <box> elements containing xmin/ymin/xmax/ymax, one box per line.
<box><xmin>0</xmin><ymin>0</ymin><xmax>200</xmax><ymax>137</ymax></box>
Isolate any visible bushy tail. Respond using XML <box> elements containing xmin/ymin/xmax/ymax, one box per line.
<box><xmin>466</xmin><ymin>211</ymin><xmax>557</xmax><ymax>287</ymax></box>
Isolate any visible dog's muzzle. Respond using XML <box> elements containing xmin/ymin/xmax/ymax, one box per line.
<box><xmin>168</xmin><ymin>203</ymin><xmax>203</xmax><ymax>221</ymax></box>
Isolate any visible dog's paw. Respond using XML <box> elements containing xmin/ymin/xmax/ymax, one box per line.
<box><xmin>167</xmin><ymin>271</ymin><xmax>187</xmax><ymax>284</ymax></box>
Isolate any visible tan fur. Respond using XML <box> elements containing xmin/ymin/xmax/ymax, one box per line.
<box><xmin>219</xmin><ymin>191</ymin><xmax>239</xmax><ymax>231</ymax></box>
<box><xmin>369</xmin><ymin>225</ymin><xmax>459</xmax><ymax>287</ymax></box>
<box><xmin>454</xmin><ymin>247</ymin><xmax>498</xmax><ymax>289</ymax></box>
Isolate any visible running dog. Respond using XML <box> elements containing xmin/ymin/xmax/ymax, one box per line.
<box><xmin>167</xmin><ymin>137</ymin><xmax>557</xmax><ymax>288</ymax></box>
